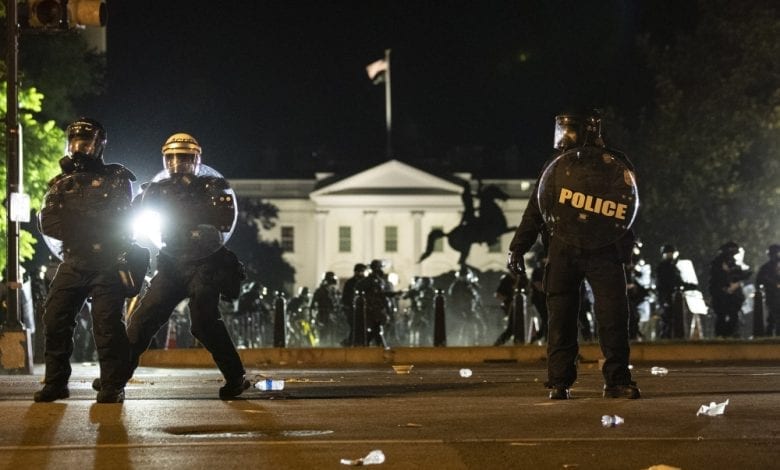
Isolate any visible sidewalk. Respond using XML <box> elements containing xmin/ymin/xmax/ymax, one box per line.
<box><xmin>138</xmin><ymin>339</ymin><xmax>780</xmax><ymax>368</ymax></box>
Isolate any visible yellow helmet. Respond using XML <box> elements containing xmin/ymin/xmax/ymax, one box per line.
<box><xmin>162</xmin><ymin>133</ymin><xmax>202</xmax><ymax>174</ymax></box>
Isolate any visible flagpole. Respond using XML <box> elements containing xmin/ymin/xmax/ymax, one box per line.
<box><xmin>384</xmin><ymin>48</ymin><xmax>392</xmax><ymax>159</ymax></box>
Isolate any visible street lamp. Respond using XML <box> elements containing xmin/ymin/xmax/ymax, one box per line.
<box><xmin>27</xmin><ymin>0</ymin><xmax>107</xmax><ymax>29</ymax></box>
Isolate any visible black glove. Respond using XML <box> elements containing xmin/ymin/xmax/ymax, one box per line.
<box><xmin>506</xmin><ymin>250</ymin><xmax>526</xmax><ymax>276</ymax></box>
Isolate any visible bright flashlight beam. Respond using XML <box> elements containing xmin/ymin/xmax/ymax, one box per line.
<box><xmin>133</xmin><ymin>209</ymin><xmax>163</xmax><ymax>249</ymax></box>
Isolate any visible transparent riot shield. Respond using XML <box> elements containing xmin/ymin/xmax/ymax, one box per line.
<box><xmin>537</xmin><ymin>147</ymin><xmax>638</xmax><ymax>249</ymax></box>
<box><xmin>133</xmin><ymin>164</ymin><xmax>238</xmax><ymax>262</ymax></box>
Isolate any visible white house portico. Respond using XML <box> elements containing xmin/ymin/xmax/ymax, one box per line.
<box><xmin>230</xmin><ymin>160</ymin><xmax>535</xmax><ymax>292</ymax></box>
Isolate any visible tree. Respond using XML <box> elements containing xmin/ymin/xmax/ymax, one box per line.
<box><xmin>0</xmin><ymin>4</ymin><xmax>106</xmax><ymax>270</ymax></box>
<box><xmin>632</xmin><ymin>0</ymin><xmax>780</xmax><ymax>280</ymax></box>
<box><xmin>0</xmin><ymin>83</ymin><xmax>64</xmax><ymax>270</ymax></box>
<box><xmin>227</xmin><ymin>199</ymin><xmax>296</xmax><ymax>295</ymax></box>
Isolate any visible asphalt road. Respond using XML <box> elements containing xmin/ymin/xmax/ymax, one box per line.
<box><xmin>0</xmin><ymin>361</ymin><xmax>777</xmax><ymax>470</ymax></box>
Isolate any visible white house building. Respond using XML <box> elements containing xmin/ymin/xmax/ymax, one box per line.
<box><xmin>230</xmin><ymin>159</ymin><xmax>535</xmax><ymax>292</ymax></box>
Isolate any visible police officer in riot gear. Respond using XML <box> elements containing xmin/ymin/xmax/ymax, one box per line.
<box><xmin>507</xmin><ymin>110</ymin><xmax>641</xmax><ymax>400</ymax></box>
<box><xmin>310</xmin><ymin>272</ymin><xmax>340</xmax><ymax>346</ymax></box>
<box><xmin>340</xmin><ymin>263</ymin><xmax>367</xmax><ymax>346</ymax></box>
<box><xmin>756</xmin><ymin>244</ymin><xmax>780</xmax><ymax>336</ymax></box>
<box><xmin>709</xmin><ymin>241</ymin><xmax>752</xmax><ymax>338</ymax></box>
<box><xmin>656</xmin><ymin>244</ymin><xmax>683</xmax><ymax>338</ymax></box>
<box><xmin>357</xmin><ymin>260</ymin><xmax>394</xmax><ymax>347</ymax></box>
<box><xmin>104</xmin><ymin>133</ymin><xmax>249</xmax><ymax>399</ymax></box>
<box><xmin>36</xmin><ymin>118</ymin><xmax>146</xmax><ymax>403</ymax></box>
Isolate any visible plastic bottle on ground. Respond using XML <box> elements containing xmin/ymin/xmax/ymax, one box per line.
<box><xmin>255</xmin><ymin>379</ymin><xmax>285</xmax><ymax>391</ymax></box>
<box><xmin>601</xmin><ymin>415</ymin><xmax>624</xmax><ymax>427</ymax></box>
<box><xmin>650</xmin><ymin>366</ymin><xmax>669</xmax><ymax>376</ymax></box>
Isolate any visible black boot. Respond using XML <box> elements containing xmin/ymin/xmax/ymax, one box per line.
<box><xmin>219</xmin><ymin>376</ymin><xmax>250</xmax><ymax>400</ymax></box>
<box><xmin>34</xmin><ymin>384</ymin><xmax>70</xmax><ymax>402</ymax></box>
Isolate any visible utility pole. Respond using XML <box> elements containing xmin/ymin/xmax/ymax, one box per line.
<box><xmin>1</xmin><ymin>0</ymin><xmax>107</xmax><ymax>374</ymax></box>
<box><xmin>1</xmin><ymin>0</ymin><xmax>35</xmax><ymax>374</ymax></box>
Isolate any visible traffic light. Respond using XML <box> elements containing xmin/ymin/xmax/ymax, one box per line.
<box><xmin>27</xmin><ymin>0</ymin><xmax>107</xmax><ymax>29</ymax></box>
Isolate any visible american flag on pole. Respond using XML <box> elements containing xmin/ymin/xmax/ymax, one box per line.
<box><xmin>366</xmin><ymin>58</ymin><xmax>388</xmax><ymax>80</ymax></box>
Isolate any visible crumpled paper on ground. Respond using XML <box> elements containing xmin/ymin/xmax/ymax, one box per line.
<box><xmin>340</xmin><ymin>449</ymin><xmax>385</xmax><ymax>466</ymax></box>
<box><xmin>696</xmin><ymin>399</ymin><xmax>729</xmax><ymax>416</ymax></box>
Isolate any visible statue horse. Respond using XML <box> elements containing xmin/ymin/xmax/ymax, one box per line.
<box><xmin>419</xmin><ymin>182</ymin><xmax>515</xmax><ymax>266</ymax></box>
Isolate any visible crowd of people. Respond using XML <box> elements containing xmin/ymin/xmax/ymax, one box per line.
<box><xmin>6</xmin><ymin>112</ymin><xmax>779</xmax><ymax>405</ymax></box>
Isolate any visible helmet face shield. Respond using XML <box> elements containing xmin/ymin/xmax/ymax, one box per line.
<box><xmin>163</xmin><ymin>153</ymin><xmax>201</xmax><ymax>175</ymax></box>
<box><xmin>553</xmin><ymin>112</ymin><xmax>601</xmax><ymax>150</ymax></box>
<box><xmin>66</xmin><ymin>118</ymin><xmax>106</xmax><ymax>159</ymax></box>
<box><xmin>554</xmin><ymin>116</ymin><xmax>580</xmax><ymax>150</ymax></box>
<box><xmin>67</xmin><ymin>135</ymin><xmax>103</xmax><ymax>158</ymax></box>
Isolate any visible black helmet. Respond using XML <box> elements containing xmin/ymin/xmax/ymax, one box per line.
<box><xmin>660</xmin><ymin>244</ymin><xmax>677</xmax><ymax>255</ymax></box>
<box><xmin>66</xmin><ymin>117</ymin><xmax>106</xmax><ymax>159</ymax></box>
<box><xmin>719</xmin><ymin>241</ymin><xmax>740</xmax><ymax>257</ymax></box>
<box><xmin>353</xmin><ymin>263</ymin><xmax>367</xmax><ymax>273</ymax></box>
<box><xmin>767</xmin><ymin>244</ymin><xmax>780</xmax><ymax>259</ymax></box>
<box><xmin>323</xmin><ymin>271</ymin><xmax>338</xmax><ymax>285</ymax></box>
<box><xmin>369</xmin><ymin>259</ymin><xmax>384</xmax><ymax>271</ymax></box>
<box><xmin>553</xmin><ymin>109</ymin><xmax>601</xmax><ymax>150</ymax></box>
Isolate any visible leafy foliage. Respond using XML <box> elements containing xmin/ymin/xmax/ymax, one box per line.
<box><xmin>632</xmin><ymin>0</ymin><xmax>780</xmax><ymax>279</ymax></box>
<box><xmin>0</xmin><ymin>83</ymin><xmax>64</xmax><ymax>270</ymax></box>
<box><xmin>227</xmin><ymin>199</ymin><xmax>296</xmax><ymax>295</ymax></box>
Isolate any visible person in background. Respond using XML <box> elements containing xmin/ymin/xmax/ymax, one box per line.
<box><xmin>709</xmin><ymin>241</ymin><xmax>752</xmax><ymax>338</ymax></box>
<box><xmin>340</xmin><ymin>263</ymin><xmax>367</xmax><ymax>346</ymax></box>
<box><xmin>755</xmin><ymin>244</ymin><xmax>780</xmax><ymax>336</ymax></box>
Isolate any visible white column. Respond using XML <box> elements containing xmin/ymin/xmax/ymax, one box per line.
<box><xmin>363</xmin><ymin>210</ymin><xmax>376</xmax><ymax>261</ymax></box>
<box><xmin>411</xmin><ymin>210</ymin><xmax>424</xmax><ymax>276</ymax></box>
<box><xmin>315</xmin><ymin>210</ymin><xmax>328</xmax><ymax>281</ymax></box>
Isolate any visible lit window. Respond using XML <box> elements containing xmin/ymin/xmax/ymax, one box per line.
<box><xmin>433</xmin><ymin>226</ymin><xmax>444</xmax><ymax>252</ymax></box>
<box><xmin>385</xmin><ymin>226</ymin><xmax>398</xmax><ymax>252</ymax></box>
<box><xmin>338</xmin><ymin>226</ymin><xmax>351</xmax><ymax>252</ymax></box>
<box><xmin>281</xmin><ymin>226</ymin><xmax>294</xmax><ymax>252</ymax></box>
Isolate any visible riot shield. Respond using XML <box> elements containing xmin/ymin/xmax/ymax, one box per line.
<box><xmin>133</xmin><ymin>164</ymin><xmax>238</xmax><ymax>261</ymax></box>
<box><xmin>39</xmin><ymin>172</ymin><xmax>133</xmax><ymax>260</ymax></box>
<box><xmin>537</xmin><ymin>147</ymin><xmax>638</xmax><ymax>249</ymax></box>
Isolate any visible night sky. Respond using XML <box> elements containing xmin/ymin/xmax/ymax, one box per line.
<box><xmin>79</xmin><ymin>1</ymin><xmax>692</xmax><ymax>183</ymax></box>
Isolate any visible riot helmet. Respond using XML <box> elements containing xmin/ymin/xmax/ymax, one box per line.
<box><xmin>162</xmin><ymin>133</ymin><xmax>202</xmax><ymax>174</ymax></box>
<box><xmin>718</xmin><ymin>241</ymin><xmax>740</xmax><ymax>258</ymax></box>
<box><xmin>553</xmin><ymin>110</ymin><xmax>602</xmax><ymax>150</ymax></box>
<box><xmin>369</xmin><ymin>259</ymin><xmax>385</xmax><ymax>273</ymax></box>
<box><xmin>768</xmin><ymin>244</ymin><xmax>780</xmax><ymax>262</ymax></box>
<box><xmin>66</xmin><ymin>117</ymin><xmax>106</xmax><ymax>159</ymax></box>
<box><xmin>660</xmin><ymin>244</ymin><xmax>679</xmax><ymax>261</ymax></box>
<box><xmin>353</xmin><ymin>263</ymin><xmax>367</xmax><ymax>274</ymax></box>
<box><xmin>322</xmin><ymin>271</ymin><xmax>338</xmax><ymax>285</ymax></box>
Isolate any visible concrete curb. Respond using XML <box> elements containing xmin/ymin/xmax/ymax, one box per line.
<box><xmin>138</xmin><ymin>340</ymin><xmax>780</xmax><ymax>368</ymax></box>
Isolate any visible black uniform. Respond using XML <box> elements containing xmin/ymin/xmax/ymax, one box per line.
<box><xmin>508</xmin><ymin>143</ymin><xmax>638</xmax><ymax>398</ymax></box>
<box><xmin>709</xmin><ymin>243</ymin><xmax>751</xmax><ymax>338</ymax></box>
<box><xmin>311</xmin><ymin>279</ymin><xmax>340</xmax><ymax>346</ymax></box>
<box><xmin>493</xmin><ymin>273</ymin><xmax>521</xmax><ymax>345</ymax></box>
<box><xmin>755</xmin><ymin>245</ymin><xmax>780</xmax><ymax>336</ymax></box>
<box><xmin>126</xmin><ymin>173</ymin><xmax>246</xmax><ymax>387</ymax></box>
<box><xmin>340</xmin><ymin>265</ymin><xmax>366</xmax><ymax>346</ymax></box>
<box><xmin>38</xmin><ymin>159</ymin><xmax>137</xmax><ymax>398</ymax></box>
<box><xmin>356</xmin><ymin>267</ymin><xmax>394</xmax><ymax>347</ymax></box>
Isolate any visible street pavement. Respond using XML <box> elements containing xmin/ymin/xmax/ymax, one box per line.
<box><xmin>0</xmin><ymin>360</ymin><xmax>778</xmax><ymax>470</ymax></box>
